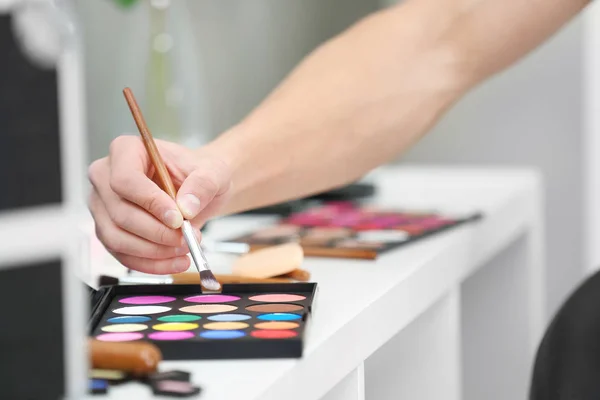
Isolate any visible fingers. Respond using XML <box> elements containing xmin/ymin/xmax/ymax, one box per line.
<box><xmin>111</xmin><ymin>253</ymin><xmax>191</xmax><ymax>275</ymax></box>
<box><xmin>89</xmin><ymin>158</ymin><xmax>184</xmax><ymax>247</ymax></box>
<box><xmin>108</xmin><ymin>136</ymin><xmax>184</xmax><ymax>229</ymax></box>
<box><xmin>176</xmin><ymin>158</ymin><xmax>232</xmax><ymax>220</ymax></box>
<box><xmin>189</xmin><ymin>189</ymin><xmax>232</xmax><ymax>230</ymax></box>
<box><xmin>89</xmin><ymin>190</ymin><xmax>189</xmax><ymax>261</ymax></box>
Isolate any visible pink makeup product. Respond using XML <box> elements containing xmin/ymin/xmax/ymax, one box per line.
<box><xmin>220</xmin><ymin>202</ymin><xmax>482</xmax><ymax>259</ymax></box>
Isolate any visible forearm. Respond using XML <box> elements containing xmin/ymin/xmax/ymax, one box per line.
<box><xmin>205</xmin><ymin>0</ymin><xmax>588</xmax><ymax>215</ymax></box>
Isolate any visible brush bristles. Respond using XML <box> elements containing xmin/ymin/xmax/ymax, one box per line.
<box><xmin>200</xmin><ymin>270</ymin><xmax>221</xmax><ymax>291</ymax></box>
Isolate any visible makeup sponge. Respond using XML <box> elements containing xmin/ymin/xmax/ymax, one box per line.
<box><xmin>232</xmin><ymin>243</ymin><xmax>304</xmax><ymax>278</ymax></box>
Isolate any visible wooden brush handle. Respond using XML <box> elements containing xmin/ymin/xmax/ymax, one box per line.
<box><xmin>280</xmin><ymin>268</ymin><xmax>311</xmax><ymax>281</ymax></box>
<box><xmin>171</xmin><ymin>273</ymin><xmax>291</xmax><ymax>285</ymax></box>
<box><xmin>123</xmin><ymin>87</ymin><xmax>177</xmax><ymax>199</ymax></box>
<box><xmin>89</xmin><ymin>339</ymin><xmax>162</xmax><ymax>375</ymax></box>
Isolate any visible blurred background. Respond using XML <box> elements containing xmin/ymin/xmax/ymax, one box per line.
<box><xmin>77</xmin><ymin>0</ymin><xmax>591</xmax><ymax>319</ymax></box>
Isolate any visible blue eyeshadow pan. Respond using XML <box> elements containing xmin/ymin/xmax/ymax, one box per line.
<box><xmin>207</xmin><ymin>314</ymin><xmax>252</xmax><ymax>322</ymax></box>
<box><xmin>257</xmin><ymin>313</ymin><xmax>302</xmax><ymax>321</ymax></box>
<box><xmin>199</xmin><ymin>330</ymin><xmax>246</xmax><ymax>340</ymax></box>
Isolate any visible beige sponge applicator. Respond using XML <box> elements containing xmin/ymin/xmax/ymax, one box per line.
<box><xmin>232</xmin><ymin>243</ymin><xmax>304</xmax><ymax>279</ymax></box>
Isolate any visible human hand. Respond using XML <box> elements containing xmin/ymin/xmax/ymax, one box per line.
<box><xmin>88</xmin><ymin>135</ymin><xmax>232</xmax><ymax>274</ymax></box>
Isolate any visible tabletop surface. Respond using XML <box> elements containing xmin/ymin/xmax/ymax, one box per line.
<box><xmin>87</xmin><ymin>166</ymin><xmax>540</xmax><ymax>400</ymax></box>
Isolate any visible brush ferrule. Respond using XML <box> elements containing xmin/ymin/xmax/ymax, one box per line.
<box><xmin>181</xmin><ymin>220</ymin><xmax>210</xmax><ymax>272</ymax></box>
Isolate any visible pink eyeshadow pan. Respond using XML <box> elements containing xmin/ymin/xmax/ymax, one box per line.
<box><xmin>96</xmin><ymin>332</ymin><xmax>143</xmax><ymax>342</ymax></box>
<box><xmin>119</xmin><ymin>296</ymin><xmax>176</xmax><ymax>305</ymax></box>
<box><xmin>148</xmin><ymin>331</ymin><xmax>195</xmax><ymax>341</ymax></box>
<box><xmin>249</xmin><ymin>294</ymin><xmax>306</xmax><ymax>302</ymax></box>
<box><xmin>184</xmin><ymin>295</ymin><xmax>240</xmax><ymax>303</ymax></box>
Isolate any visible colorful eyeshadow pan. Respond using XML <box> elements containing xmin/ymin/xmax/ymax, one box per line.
<box><xmin>184</xmin><ymin>294</ymin><xmax>240</xmax><ymax>303</ymax></box>
<box><xmin>101</xmin><ymin>324</ymin><xmax>148</xmax><ymax>333</ymax></box>
<box><xmin>203</xmin><ymin>322</ymin><xmax>249</xmax><ymax>330</ymax></box>
<box><xmin>148</xmin><ymin>331</ymin><xmax>195</xmax><ymax>341</ymax></box>
<box><xmin>249</xmin><ymin>294</ymin><xmax>306</xmax><ymax>302</ymax></box>
<box><xmin>336</xmin><ymin>239</ymin><xmax>384</xmax><ymax>249</ymax></box>
<box><xmin>89</xmin><ymin>369</ymin><xmax>126</xmax><ymax>381</ymax></box>
<box><xmin>113</xmin><ymin>306</ymin><xmax>171</xmax><ymax>315</ymax></box>
<box><xmin>252</xmin><ymin>225</ymin><xmax>300</xmax><ymax>239</ymax></box>
<box><xmin>96</xmin><ymin>332</ymin><xmax>143</xmax><ymax>342</ymax></box>
<box><xmin>118</xmin><ymin>295</ymin><xmax>176</xmax><ymax>305</ymax></box>
<box><xmin>107</xmin><ymin>316</ymin><xmax>151</xmax><ymax>324</ymax></box>
<box><xmin>257</xmin><ymin>313</ymin><xmax>301</xmax><ymax>321</ymax></box>
<box><xmin>393</xmin><ymin>225</ymin><xmax>424</xmax><ymax>235</ymax></box>
<box><xmin>200</xmin><ymin>330</ymin><xmax>246</xmax><ymax>339</ymax></box>
<box><xmin>304</xmin><ymin>227</ymin><xmax>350</xmax><ymax>239</ymax></box>
<box><xmin>254</xmin><ymin>322</ymin><xmax>299</xmax><ymax>330</ymax></box>
<box><xmin>180</xmin><ymin>305</ymin><xmax>237</xmax><ymax>314</ymax></box>
<box><xmin>157</xmin><ymin>315</ymin><xmax>201</xmax><ymax>323</ymax></box>
<box><xmin>147</xmin><ymin>370</ymin><xmax>191</xmax><ymax>383</ymax></box>
<box><xmin>89</xmin><ymin>379</ymin><xmax>108</xmax><ymax>394</ymax></box>
<box><xmin>152</xmin><ymin>380</ymin><xmax>200</xmax><ymax>396</ymax></box>
<box><xmin>356</xmin><ymin>230</ymin><xmax>409</xmax><ymax>242</ymax></box>
<box><xmin>207</xmin><ymin>313</ymin><xmax>251</xmax><ymax>322</ymax></box>
<box><xmin>153</xmin><ymin>323</ymin><xmax>199</xmax><ymax>331</ymax></box>
<box><xmin>250</xmin><ymin>330</ymin><xmax>298</xmax><ymax>339</ymax></box>
<box><xmin>246</xmin><ymin>303</ymin><xmax>304</xmax><ymax>313</ymax></box>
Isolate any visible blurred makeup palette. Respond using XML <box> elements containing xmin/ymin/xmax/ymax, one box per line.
<box><xmin>222</xmin><ymin>202</ymin><xmax>482</xmax><ymax>259</ymax></box>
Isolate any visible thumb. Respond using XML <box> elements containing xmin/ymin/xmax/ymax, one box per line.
<box><xmin>176</xmin><ymin>164</ymin><xmax>229</xmax><ymax>220</ymax></box>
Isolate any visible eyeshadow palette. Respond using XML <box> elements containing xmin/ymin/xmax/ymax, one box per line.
<box><xmin>223</xmin><ymin>202</ymin><xmax>482</xmax><ymax>259</ymax></box>
<box><xmin>89</xmin><ymin>283</ymin><xmax>317</xmax><ymax>360</ymax></box>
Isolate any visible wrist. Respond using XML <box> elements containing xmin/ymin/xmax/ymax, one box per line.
<box><xmin>195</xmin><ymin>122</ymin><xmax>286</xmax><ymax>214</ymax></box>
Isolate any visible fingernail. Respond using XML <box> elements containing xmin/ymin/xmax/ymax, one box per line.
<box><xmin>178</xmin><ymin>194</ymin><xmax>201</xmax><ymax>219</ymax></box>
<box><xmin>164</xmin><ymin>210</ymin><xmax>183</xmax><ymax>229</ymax></box>
<box><xmin>175</xmin><ymin>246</ymin><xmax>189</xmax><ymax>256</ymax></box>
<box><xmin>172</xmin><ymin>257</ymin><xmax>189</xmax><ymax>272</ymax></box>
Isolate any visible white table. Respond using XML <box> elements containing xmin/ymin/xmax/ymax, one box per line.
<box><xmin>88</xmin><ymin>166</ymin><xmax>544</xmax><ymax>400</ymax></box>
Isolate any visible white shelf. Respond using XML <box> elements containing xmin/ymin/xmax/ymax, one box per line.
<box><xmin>93</xmin><ymin>166</ymin><xmax>543</xmax><ymax>400</ymax></box>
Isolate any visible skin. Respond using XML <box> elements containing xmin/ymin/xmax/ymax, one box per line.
<box><xmin>88</xmin><ymin>0</ymin><xmax>590</xmax><ymax>274</ymax></box>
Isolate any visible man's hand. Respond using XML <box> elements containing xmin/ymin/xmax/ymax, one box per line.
<box><xmin>88</xmin><ymin>135</ymin><xmax>232</xmax><ymax>274</ymax></box>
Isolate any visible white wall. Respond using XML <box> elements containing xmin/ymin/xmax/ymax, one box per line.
<box><xmin>77</xmin><ymin>0</ymin><xmax>377</xmax><ymax>161</ymax></box>
<box><xmin>584</xmin><ymin>3</ymin><xmax>600</xmax><ymax>276</ymax></box>
<box><xmin>402</xmin><ymin>14</ymin><xmax>585</xmax><ymax>317</ymax></box>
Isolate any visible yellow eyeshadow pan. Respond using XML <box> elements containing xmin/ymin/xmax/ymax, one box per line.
<box><xmin>89</xmin><ymin>369</ymin><xmax>127</xmax><ymax>380</ymax></box>
<box><xmin>152</xmin><ymin>323</ymin><xmax>199</xmax><ymax>331</ymax></box>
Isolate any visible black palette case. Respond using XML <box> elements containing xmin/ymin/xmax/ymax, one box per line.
<box><xmin>89</xmin><ymin>283</ymin><xmax>318</xmax><ymax>360</ymax></box>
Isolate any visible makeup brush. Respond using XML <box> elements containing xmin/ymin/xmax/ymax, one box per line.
<box><xmin>122</xmin><ymin>87</ymin><xmax>220</xmax><ymax>291</ymax></box>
